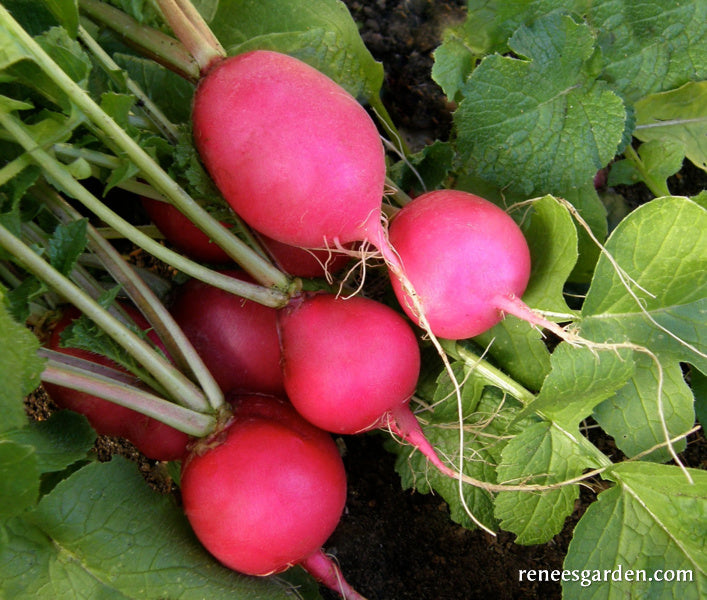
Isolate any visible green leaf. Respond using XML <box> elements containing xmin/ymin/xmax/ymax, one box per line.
<box><xmin>0</xmin><ymin>300</ymin><xmax>44</xmax><ymax>434</ymax></box>
<box><xmin>424</xmin><ymin>360</ymin><xmax>486</xmax><ymax>423</ymax></box>
<box><xmin>452</xmin><ymin>1</ymin><xmax>707</xmax><ymax>103</ymax></box>
<box><xmin>113</xmin><ymin>53</ymin><xmax>196</xmax><ymax>124</ymax></box>
<box><xmin>47</xmin><ymin>217</ymin><xmax>87</xmax><ymax>276</ymax></box>
<box><xmin>5</xmin><ymin>276</ymin><xmax>47</xmax><ymax>323</ymax></box>
<box><xmin>593</xmin><ymin>355</ymin><xmax>695</xmax><ymax>462</ymax></box>
<box><xmin>2</xmin><ymin>411</ymin><xmax>95</xmax><ymax>475</ymax></box>
<box><xmin>0</xmin><ymin>457</ymin><xmax>296</xmax><ymax>599</ymax></box>
<box><xmin>521</xmin><ymin>343</ymin><xmax>635</xmax><ymax>427</ymax></box>
<box><xmin>3</xmin><ymin>26</ymin><xmax>92</xmax><ymax>111</ymax></box>
<box><xmin>0</xmin><ymin>440</ymin><xmax>39</xmax><ymax>518</ymax></box>
<box><xmin>518</xmin><ymin>195</ymin><xmax>578</xmax><ymax>315</ymax></box>
<box><xmin>473</xmin><ymin>319</ymin><xmax>551</xmax><ymax>392</ymax></box>
<box><xmin>455</xmin><ymin>1</ymin><xmax>584</xmax><ymax>56</ymax></box>
<box><xmin>387</xmin><ymin>141</ymin><xmax>455</xmax><ymax>198</ymax></box>
<box><xmin>454</xmin><ymin>12</ymin><xmax>627</xmax><ymax>196</ymax></box>
<box><xmin>562</xmin><ymin>181</ymin><xmax>608</xmax><ymax>283</ymax></box>
<box><xmin>99</xmin><ymin>92</ymin><xmax>135</xmax><ymax>131</ymax></box>
<box><xmin>200</xmin><ymin>0</ymin><xmax>384</xmax><ymax>102</ymax></box>
<box><xmin>633</xmin><ymin>81</ymin><xmax>707</xmax><ymax>173</ymax></box>
<box><xmin>0</xmin><ymin>21</ymin><xmax>29</xmax><ymax>71</ymax></box>
<box><xmin>589</xmin><ymin>0</ymin><xmax>707</xmax><ymax>103</ymax></box>
<box><xmin>2</xmin><ymin>0</ymin><xmax>62</xmax><ymax>37</ymax></box>
<box><xmin>580</xmin><ymin>196</ymin><xmax>705</xmax><ymax>458</ymax></box>
<box><xmin>581</xmin><ymin>196</ymin><xmax>707</xmax><ymax>371</ymax></box>
<box><xmin>389</xmin><ymin>388</ymin><xmax>532</xmax><ymax>532</ymax></box>
<box><xmin>563</xmin><ymin>462</ymin><xmax>706</xmax><ymax>599</ymax></box>
<box><xmin>494</xmin><ymin>421</ymin><xmax>599</xmax><ymax>544</ymax></box>
<box><xmin>431</xmin><ymin>33</ymin><xmax>477</xmax><ymax>103</ymax></box>
<box><xmin>41</xmin><ymin>0</ymin><xmax>80</xmax><ymax>39</ymax></box>
<box><xmin>609</xmin><ymin>139</ymin><xmax>686</xmax><ymax>195</ymax></box>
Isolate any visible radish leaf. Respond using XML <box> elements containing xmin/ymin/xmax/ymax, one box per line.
<box><xmin>563</xmin><ymin>462</ymin><xmax>707</xmax><ymax>599</ymax></box>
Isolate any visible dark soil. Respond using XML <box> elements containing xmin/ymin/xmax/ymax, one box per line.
<box><xmin>24</xmin><ymin>2</ymin><xmax>706</xmax><ymax>600</ymax></box>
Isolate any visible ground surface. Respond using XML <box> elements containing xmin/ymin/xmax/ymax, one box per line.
<box><xmin>26</xmin><ymin>1</ymin><xmax>706</xmax><ymax>599</ymax></box>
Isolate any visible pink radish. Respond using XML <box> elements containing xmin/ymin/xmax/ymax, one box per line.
<box><xmin>192</xmin><ymin>50</ymin><xmax>391</xmax><ymax>253</ymax></box>
<box><xmin>278</xmin><ymin>292</ymin><xmax>451</xmax><ymax>474</ymax></box>
<box><xmin>180</xmin><ymin>394</ymin><xmax>366</xmax><ymax>599</ymax></box>
<box><xmin>386</xmin><ymin>189</ymin><xmax>548</xmax><ymax>340</ymax></box>
<box><xmin>169</xmin><ymin>272</ymin><xmax>284</xmax><ymax>396</ymax></box>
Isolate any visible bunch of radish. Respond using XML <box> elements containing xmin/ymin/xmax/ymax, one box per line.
<box><xmin>174</xmin><ymin>43</ymin><xmax>556</xmax><ymax>598</ymax></box>
<box><xmin>45</xmin><ymin>33</ymin><xmax>556</xmax><ymax>600</ymax></box>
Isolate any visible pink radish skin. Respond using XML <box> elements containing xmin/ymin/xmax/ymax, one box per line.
<box><xmin>387</xmin><ymin>190</ymin><xmax>534</xmax><ymax>340</ymax></box>
<box><xmin>278</xmin><ymin>292</ymin><xmax>451</xmax><ymax>475</ymax></box>
<box><xmin>192</xmin><ymin>50</ymin><xmax>388</xmax><ymax>251</ymax></box>
<box><xmin>279</xmin><ymin>293</ymin><xmax>420</xmax><ymax>434</ymax></box>
<box><xmin>169</xmin><ymin>272</ymin><xmax>284</xmax><ymax>396</ymax></box>
<box><xmin>180</xmin><ymin>394</ymin><xmax>366</xmax><ymax>599</ymax></box>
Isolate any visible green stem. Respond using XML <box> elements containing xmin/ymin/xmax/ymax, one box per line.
<box><xmin>0</xmin><ymin>152</ymin><xmax>33</xmax><ymax>187</ymax></box>
<box><xmin>78</xmin><ymin>0</ymin><xmax>200</xmax><ymax>82</ymax></box>
<box><xmin>0</xmin><ymin>220</ymin><xmax>211</xmax><ymax>414</ymax></box>
<box><xmin>1</xmin><ymin>5</ymin><xmax>292</xmax><ymax>295</ymax></box>
<box><xmin>154</xmin><ymin>0</ymin><xmax>225</xmax><ymax>75</ymax></box>
<box><xmin>0</xmin><ymin>110</ymin><xmax>288</xmax><ymax>307</ymax></box>
<box><xmin>369</xmin><ymin>93</ymin><xmax>410</xmax><ymax>157</ymax></box>
<box><xmin>77</xmin><ymin>25</ymin><xmax>180</xmax><ymax>143</ymax></box>
<box><xmin>39</xmin><ymin>185</ymin><xmax>225</xmax><ymax>411</ymax></box>
<box><xmin>624</xmin><ymin>144</ymin><xmax>671</xmax><ymax>198</ymax></box>
<box><xmin>40</xmin><ymin>351</ymin><xmax>216</xmax><ymax>436</ymax></box>
<box><xmin>440</xmin><ymin>339</ymin><xmax>536</xmax><ymax>406</ymax></box>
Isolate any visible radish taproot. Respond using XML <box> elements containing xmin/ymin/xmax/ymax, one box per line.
<box><xmin>169</xmin><ymin>272</ymin><xmax>284</xmax><ymax>396</ymax></box>
<box><xmin>44</xmin><ymin>305</ymin><xmax>191</xmax><ymax>461</ymax></box>
<box><xmin>278</xmin><ymin>292</ymin><xmax>451</xmax><ymax>474</ymax></box>
<box><xmin>386</xmin><ymin>189</ymin><xmax>553</xmax><ymax>340</ymax></box>
<box><xmin>192</xmin><ymin>50</ymin><xmax>392</xmax><ymax>254</ymax></box>
<box><xmin>180</xmin><ymin>394</ymin><xmax>366</xmax><ymax>600</ymax></box>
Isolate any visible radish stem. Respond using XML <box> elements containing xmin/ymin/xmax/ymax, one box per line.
<box><xmin>38</xmin><ymin>185</ymin><xmax>226</xmax><ymax>412</ymax></box>
<box><xmin>0</xmin><ymin>221</ymin><xmax>211</xmax><ymax>414</ymax></box>
<box><xmin>0</xmin><ymin>6</ymin><xmax>292</xmax><ymax>295</ymax></box>
<box><xmin>78</xmin><ymin>0</ymin><xmax>201</xmax><ymax>81</ymax></box>
<box><xmin>40</xmin><ymin>350</ymin><xmax>216</xmax><ymax>436</ymax></box>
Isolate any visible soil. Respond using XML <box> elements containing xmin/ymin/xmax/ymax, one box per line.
<box><xmin>23</xmin><ymin>2</ymin><xmax>706</xmax><ymax>600</ymax></box>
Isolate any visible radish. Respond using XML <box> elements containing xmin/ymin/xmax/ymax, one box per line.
<box><xmin>180</xmin><ymin>394</ymin><xmax>366</xmax><ymax>599</ymax></box>
<box><xmin>169</xmin><ymin>272</ymin><xmax>284</xmax><ymax>396</ymax></box>
<box><xmin>141</xmin><ymin>196</ymin><xmax>233</xmax><ymax>264</ymax></box>
<box><xmin>258</xmin><ymin>233</ymin><xmax>353</xmax><ymax>278</ymax></box>
<box><xmin>191</xmin><ymin>50</ymin><xmax>391</xmax><ymax>253</ymax></box>
<box><xmin>386</xmin><ymin>189</ymin><xmax>550</xmax><ymax>340</ymax></box>
<box><xmin>44</xmin><ymin>305</ymin><xmax>191</xmax><ymax>461</ymax></box>
<box><xmin>278</xmin><ymin>292</ymin><xmax>451</xmax><ymax>474</ymax></box>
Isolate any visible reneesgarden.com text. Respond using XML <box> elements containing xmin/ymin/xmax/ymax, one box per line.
<box><xmin>519</xmin><ymin>566</ymin><xmax>694</xmax><ymax>588</ymax></box>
